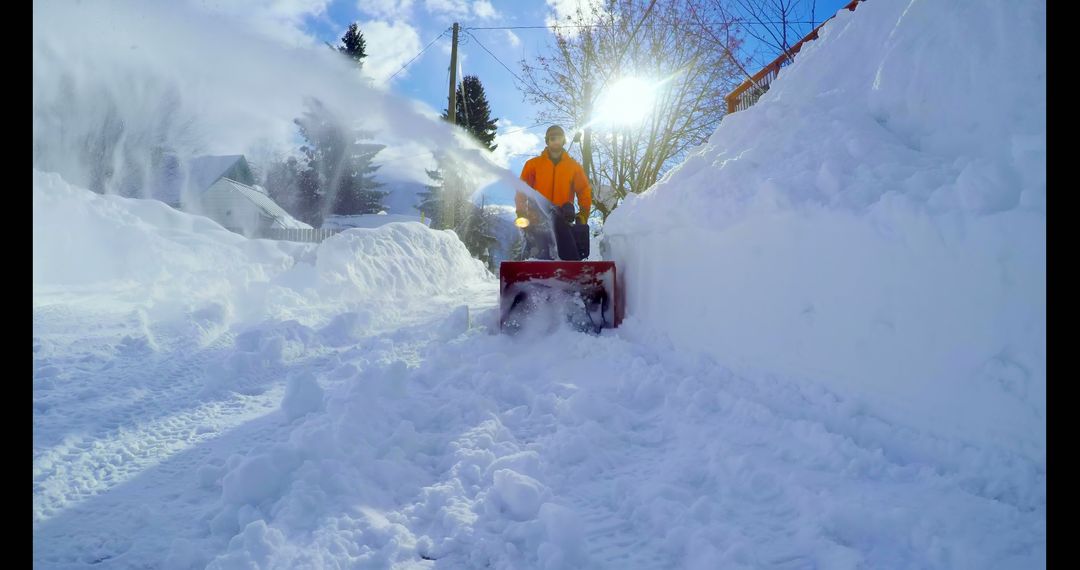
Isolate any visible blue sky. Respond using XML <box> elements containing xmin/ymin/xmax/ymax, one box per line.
<box><xmin>300</xmin><ymin>0</ymin><xmax>566</xmax><ymax>180</ymax></box>
<box><xmin>226</xmin><ymin>0</ymin><xmax>852</xmax><ymax>189</ymax></box>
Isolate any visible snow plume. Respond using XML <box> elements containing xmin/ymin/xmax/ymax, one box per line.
<box><xmin>32</xmin><ymin>0</ymin><xmax>526</xmax><ymax>208</ymax></box>
<box><xmin>604</xmin><ymin>0</ymin><xmax>1045</xmax><ymax>463</ymax></box>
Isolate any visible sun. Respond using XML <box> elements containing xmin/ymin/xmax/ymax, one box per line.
<box><xmin>591</xmin><ymin>77</ymin><xmax>659</xmax><ymax>128</ymax></box>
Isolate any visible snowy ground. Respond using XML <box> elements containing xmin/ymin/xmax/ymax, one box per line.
<box><xmin>33</xmin><ymin>284</ymin><xmax>1045</xmax><ymax>569</ymax></box>
<box><xmin>33</xmin><ymin>173</ymin><xmax>1044</xmax><ymax>568</ymax></box>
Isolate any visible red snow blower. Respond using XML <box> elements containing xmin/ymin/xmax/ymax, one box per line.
<box><xmin>499</xmin><ymin>260</ymin><xmax>623</xmax><ymax>333</ymax></box>
<box><xmin>500</xmin><ymin>185</ymin><xmax>624</xmax><ymax>333</ymax></box>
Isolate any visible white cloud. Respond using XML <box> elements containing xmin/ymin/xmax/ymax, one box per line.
<box><xmin>505</xmin><ymin>30</ymin><xmax>521</xmax><ymax>47</ymax></box>
<box><xmin>545</xmin><ymin>0</ymin><xmax>591</xmax><ymax>21</ymax></box>
<box><xmin>425</xmin><ymin>0</ymin><xmax>470</xmax><ymax>19</ymax></box>
<box><xmin>359</xmin><ymin>20</ymin><xmax>423</xmax><ymax>83</ymax></box>
<box><xmin>472</xmin><ymin>0</ymin><xmax>498</xmax><ymax>19</ymax></box>
<box><xmin>492</xmin><ymin>119</ymin><xmax>544</xmax><ymax>168</ymax></box>
<box><xmin>423</xmin><ymin>0</ymin><xmax>497</xmax><ymax>22</ymax></box>
<box><xmin>357</xmin><ymin>0</ymin><xmax>414</xmax><ymax>20</ymax></box>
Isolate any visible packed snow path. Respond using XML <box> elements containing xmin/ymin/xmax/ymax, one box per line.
<box><xmin>33</xmin><ymin>289</ymin><xmax>1044</xmax><ymax>569</ymax></box>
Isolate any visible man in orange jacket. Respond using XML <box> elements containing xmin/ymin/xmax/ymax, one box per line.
<box><xmin>516</xmin><ymin>125</ymin><xmax>592</xmax><ymax>260</ymax></box>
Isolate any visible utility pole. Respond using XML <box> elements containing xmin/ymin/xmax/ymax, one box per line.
<box><xmin>582</xmin><ymin>79</ymin><xmax>593</xmax><ymax>185</ymax></box>
<box><xmin>447</xmin><ymin>22</ymin><xmax>460</xmax><ymax>125</ymax></box>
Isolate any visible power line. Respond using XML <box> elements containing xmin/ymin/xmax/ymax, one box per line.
<box><xmin>463</xmin><ymin>29</ymin><xmax>571</xmax><ymax>118</ymax></box>
<box><xmin>464</xmin><ymin>20</ymin><xmax>825</xmax><ymax>31</ymax></box>
<box><xmin>466</xmin><ymin>24</ymin><xmax>608</xmax><ymax>30</ymax></box>
<box><xmin>499</xmin><ymin>122</ymin><xmax>546</xmax><ymax>136</ymax></box>
<box><xmin>388</xmin><ymin>27</ymin><xmax>451</xmax><ymax>81</ymax></box>
<box><xmin>462</xmin><ymin>30</ymin><xmax>529</xmax><ymax>87</ymax></box>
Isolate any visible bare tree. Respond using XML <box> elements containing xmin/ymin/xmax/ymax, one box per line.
<box><xmin>519</xmin><ymin>0</ymin><xmax>745</xmax><ymax>220</ymax></box>
<box><xmin>723</xmin><ymin>0</ymin><xmax>819</xmax><ymax>68</ymax></box>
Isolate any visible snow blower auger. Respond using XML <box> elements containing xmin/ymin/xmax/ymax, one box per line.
<box><xmin>499</xmin><ymin>261</ymin><xmax>623</xmax><ymax>334</ymax></box>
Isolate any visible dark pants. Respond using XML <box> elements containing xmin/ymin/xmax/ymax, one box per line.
<box><xmin>521</xmin><ymin>203</ymin><xmax>580</xmax><ymax>261</ymax></box>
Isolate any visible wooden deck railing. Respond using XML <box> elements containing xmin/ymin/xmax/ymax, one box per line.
<box><xmin>725</xmin><ymin>0</ymin><xmax>864</xmax><ymax>114</ymax></box>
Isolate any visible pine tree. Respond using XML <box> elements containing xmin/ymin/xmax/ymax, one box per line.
<box><xmin>510</xmin><ymin>231</ymin><xmax>525</xmax><ymax>261</ymax></box>
<box><xmin>417</xmin><ymin>155</ymin><xmax>468</xmax><ymax>230</ymax></box>
<box><xmin>442</xmin><ymin>75</ymin><xmax>499</xmax><ymax>152</ymax></box>
<box><xmin>416</xmin><ymin>167</ymin><xmax>446</xmax><ymax>227</ymax></box>
<box><xmin>459</xmin><ymin>198</ymin><xmax>498</xmax><ymax>270</ymax></box>
<box><xmin>293</xmin><ymin>98</ymin><xmax>386</xmax><ymax>223</ymax></box>
<box><xmin>418</xmin><ymin>156</ymin><xmax>497</xmax><ymax>270</ymax></box>
<box><xmin>264</xmin><ymin>155</ymin><xmax>301</xmax><ymax>216</ymax></box>
<box><xmin>338</xmin><ymin>23</ymin><xmax>367</xmax><ymax>68</ymax></box>
<box><xmin>331</xmin><ymin>140</ymin><xmax>387</xmax><ymax>215</ymax></box>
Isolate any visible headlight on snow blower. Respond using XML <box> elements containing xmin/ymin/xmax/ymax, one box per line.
<box><xmin>515</xmin><ymin>217</ymin><xmax>530</xmax><ymax>228</ymax></box>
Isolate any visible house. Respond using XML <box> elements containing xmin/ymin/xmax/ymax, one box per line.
<box><xmin>154</xmin><ymin>154</ymin><xmax>310</xmax><ymax>237</ymax></box>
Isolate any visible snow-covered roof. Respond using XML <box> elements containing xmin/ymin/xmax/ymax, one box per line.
<box><xmin>153</xmin><ymin>155</ymin><xmax>251</xmax><ymax>206</ymax></box>
<box><xmin>216</xmin><ymin>177</ymin><xmax>311</xmax><ymax>229</ymax></box>
<box><xmin>188</xmin><ymin>155</ymin><xmax>247</xmax><ymax>193</ymax></box>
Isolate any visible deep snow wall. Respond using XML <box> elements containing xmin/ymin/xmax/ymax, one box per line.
<box><xmin>604</xmin><ymin>0</ymin><xmax>1045</xmax><ymax>463</ymax></box>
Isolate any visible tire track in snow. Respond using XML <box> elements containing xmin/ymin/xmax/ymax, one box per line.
<box><xmin>32</xmin><ymin>301</ymin><xmax>323</xmax><ymax>526</ymax></box>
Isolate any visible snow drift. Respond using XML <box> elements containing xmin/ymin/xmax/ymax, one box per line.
<box><xmin>604</xmin><ymin>0</ymin><xmax>1046</xmax><ymax>464</ymax></box>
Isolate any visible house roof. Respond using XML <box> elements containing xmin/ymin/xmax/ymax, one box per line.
<box><xmin>214</xmin><ymin>177</ymin><xmax>311</xmax><ymax>230</ymax></box>
<box><xmin>153</xmin><ymin>155</ymin><xmax>248</xmax><ymax>205</ymax></box>
<box><xmin>187</xmin><ymin>155</ymin><xmax>247</xmax><ymax>193</ymax></box>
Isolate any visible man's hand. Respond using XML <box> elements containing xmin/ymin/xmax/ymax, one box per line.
<box><xmin>576</xmin><ymin>211</ymin><xmax>589</xmax><ymax>225</ymax></box>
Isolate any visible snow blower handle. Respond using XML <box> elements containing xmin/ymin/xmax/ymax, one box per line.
<box><xmin>559</xmin><ymin>203</ymin><xmax>577</xmax><ymax>224</ymax></box>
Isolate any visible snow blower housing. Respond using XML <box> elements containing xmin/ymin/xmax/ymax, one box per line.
<box><xmin>499</xmin><ymin>261</ymin><xmax>623</xmax><ymax>332</ymax></box>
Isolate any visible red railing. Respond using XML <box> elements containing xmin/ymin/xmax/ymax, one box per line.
<box><xmin>725</xmin><ymin>0</ymin><xmax>864</xmax><ymax>114</ymax></box>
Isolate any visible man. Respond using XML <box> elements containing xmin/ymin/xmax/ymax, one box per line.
<box><xmin>516</xmin><ymin>125</ymin><xmax>592</xmax><ymax>260</ymax></box>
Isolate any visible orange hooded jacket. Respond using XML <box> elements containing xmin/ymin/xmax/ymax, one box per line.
<box><xmin>516</xmin><ymin>151</ymin><xmax>591</xmax><ymax>219</ymax></box>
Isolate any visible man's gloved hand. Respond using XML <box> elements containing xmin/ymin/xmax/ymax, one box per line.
<box><xmin>559</xmin><ymin>203</ymin><xmax>576</xmax><ymax>223</ymax></box>
<box><xmin>576</xmin><ymin>210</ymin><xmax>589</xmax><ymax>225</ymax></box>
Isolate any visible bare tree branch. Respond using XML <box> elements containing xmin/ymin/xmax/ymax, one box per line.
<box><xmin>519</xmin><ymin>0</ymin><xmax>746</xmax><ymax>220</ymax></box>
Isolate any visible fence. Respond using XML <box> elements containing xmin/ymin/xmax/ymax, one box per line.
<box><xmin>258</xmin><ymin>227</ymin><xmax>342</xmax><ymax>243</ymax></box>
<box><xmin>724</xmin><ymin>0</ymin><xmax>864</xmax><ymax>115</ymax></box>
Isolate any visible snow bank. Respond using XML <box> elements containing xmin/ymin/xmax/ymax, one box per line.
<box><xmin>321</xmin><ymin>213</ymin><xmax>425</xmax><ymax>230</ymax></box>
<box><xmin>34</xmin><ymin>169</ymin><xmax>494</xmax><ymax>335</ymax></box>
<box><xmin>604</xmin><ymin>0</ymin><xmax>1045</xmax><ymax>463</ymax></box>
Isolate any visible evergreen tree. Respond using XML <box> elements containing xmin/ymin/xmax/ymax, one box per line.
<box><xmin>330</xmin><ymin>140</ymin><xmax>387</xmax><ymax>215</ymax></box>
<box><xmin>417</xmin><ymin>155</ymin><xmax>497</xmax><ymax>270</ymax></box>
<box><xmin>293</xmin><ymin>98</ymin><xmax>386</xmax><ymax>224</ymax></box>
<box><xmin>442</xmin><ymin>75</ymin><xmax>499</xmax><ymax>152</ymax></box>
<box><xmin>264</xmin><ymin>154</ymin><xmax>322</xmax><ymax>226</ymax></box>
<box><xmin>416</xmin><ymin>167</ymin><xmax>445</xmax><ymax>227</ymax></box>
<box><xmin>458</xmin><ymin>198</ymin><xmax>498</xmax><ymax>270</ymax></box>
<box><xmin>338</xmin><ymin>23</ymin><xmax>367</xmax><ymax>68</ymax></box>
<box><xmin>264</xmin><ymin>155</ymin><xmax>301</xmax><ymax>215</ymax></box>
<box><xmin>417</xmin><ymin>155</ymin><xmax>468</xmax><ymax>230</ymax></box>
<box><xmin>510</xmin><ymin>231</ymin><xmax>525</xmax><ymax>262</ymax></box>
